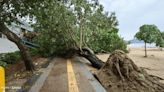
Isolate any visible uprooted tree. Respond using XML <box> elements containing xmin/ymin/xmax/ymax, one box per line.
<box><xmin>96</xmin><ymin>50</ymin><xmax>164</xmax><ymax>92</ymax></box>
<box><xmin>30</xmin><ymin>0</ymin><xmax>127</xmax><ymax>69</ymax></box>
<box><xmin>0</xmin><ymin>0</ymin><xmax>126</xmax><ymax>70</ymax></box>
<box><xmin>33</xmin><ymin>0</ymin><xmax>127</xmax><ymax>55</ymax></box>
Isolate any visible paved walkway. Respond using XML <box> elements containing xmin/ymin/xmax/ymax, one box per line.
<box><xmin>30</xmin><ymin>57</ymin><xmax>106</xmax><ymax>92</ymax></box>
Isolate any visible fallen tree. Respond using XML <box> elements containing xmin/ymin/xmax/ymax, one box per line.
<box><xmin>57</xmin><ymin>46</ymin><xmax>164</xmax><ymax>92</ymax></box>
<box><xmin>79</xmin><ymin>47</ymin><xmax>104</xmax><ymax>69</ymax></box>
<box><xmin>95</xmin><ymin>50</ymin><xmax>164</xmax><ymax>92</ymax></box>
<box><xmin>60</xmin><ymin>47</ymin><xmax>104</xmax><ymax>69</ymax></box>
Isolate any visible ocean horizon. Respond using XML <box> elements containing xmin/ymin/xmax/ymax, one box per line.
<box><xmin>128</xmin><ymin>42</ymin><xmax>156</xmax><ymax>48</ymax></box>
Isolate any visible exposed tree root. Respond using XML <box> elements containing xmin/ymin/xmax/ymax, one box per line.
<box><xmin>96</xmin><ymin>50</ymin><xmax>164</xmax><ymax>92</ymax></box>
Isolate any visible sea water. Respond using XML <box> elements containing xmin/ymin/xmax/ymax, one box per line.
<box><xmin>128</xmin><ymin>42</ymin><xmax>156</xmax><ymax>48</ymax></box>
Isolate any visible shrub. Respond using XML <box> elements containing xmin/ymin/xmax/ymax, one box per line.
<box><xmin>0</xmin><ymin>61</ymin><xmax>7</xmax><ymax>67</ymax></box>
<box><xmin>29</xmin><ymin>49</ymin><xmax>40</xmax><ymax>56</ymax></box>
<box><xmin>0</xmin><ymin>51</ymin><xmax>21</xmax><ymax>64</ymax></box>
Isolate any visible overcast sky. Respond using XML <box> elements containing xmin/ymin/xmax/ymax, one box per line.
<box><xmin>99</xmin><ymin>0</ymin><xmax>164</xmax><ymax>40</ymax></box>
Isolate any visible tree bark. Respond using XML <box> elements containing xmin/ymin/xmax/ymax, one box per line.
<box><xmin>60</xmin><ymin>47</ymin><xmax>104</xmax><ymax>69</ymax></box>
<box><xmin>144</xmin><ymin>42</ymin><xmax>147</xmax><ymax>57</ymax></box>
<box><xmin>79</xmin><ymin>48</ymin><xmax>104</xmax><ymax>69</ymax></box>
<box><xmin>0</xmin><ymin>22</ymin><xmax>34</xmax><ymax>71</ymax></box>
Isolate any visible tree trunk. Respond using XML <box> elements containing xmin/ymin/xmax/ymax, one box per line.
<box><xmin>80</xmin><ymin>25</ymin><xmax>83</xmax><ymax>50</ymax></box>
<box><xmin>144</xmin><ymin>42</ymin><xmax>147</xmax><ymax>57</ymax></box>
<box><xmin>160</xmin><ymin>47</ymin><xmax>163</xmax><ymax>51</ymax></box>
<box><xmin>61</xmin><ymin>47</ymin><xmax>104</xmax><ymax>69</ymax></box>
<box><xmin>0</xmin><ymin>22</ymin><xmax>34</xmax><ymax>71</ymax></box>
<box><xmin>79</xmin><ymin>48</ymin><xmax>104</xmax><ymax>69</ymax></box>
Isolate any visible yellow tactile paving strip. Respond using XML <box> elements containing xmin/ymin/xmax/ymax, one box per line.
<box><xmin>0</xmin><ymin>66</ymin><xmax>5</xmax><ymax>92</ymax></box>
<box><xmin>67</xmin><ymin>59</ymin><xmax>79</xmax><ymax>92</ymax></box>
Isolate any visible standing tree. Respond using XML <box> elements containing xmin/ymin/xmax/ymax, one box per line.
<box><xmin>156</xmin><ymin>32</ymin><xmax>164</xmax><ymax>50</ymax></box>
<box><xmin>135</xmin><ymin>24</ymin><xmax>160</xmax><ymax>57</ymax></box>
<box><xmin>0</xmin><ymin>0</ymin><xmax>43</xmax><ymax>71</ymax></box>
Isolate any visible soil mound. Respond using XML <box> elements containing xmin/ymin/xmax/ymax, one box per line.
<box><xmin>96</xmin><ymin>50</ymin><xmax>164</xmax><ymax>92</ymax></box>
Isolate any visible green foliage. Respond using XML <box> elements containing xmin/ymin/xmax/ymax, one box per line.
<box><xmin>29</xmin><ymin>49</ymin><xmax>40</xmax><ymax>56</ymax></box>
<box><xmin>155</xmin><ymin>31</ymin><xmax>164</xmax><ymax>47</ymax></box>
<box><xmin>32</xmin><ymin>0</ymin><xmax>127</xmax><ymax>55</ymax></box>
<box><xmin>31</xmin><ymin>1</ymin><xmax>78</xmax><ymax>56</ymax></box>
<box><xmin>135</xmin><ymin>24</ymin><xmax>161</xmax><ymax>57</ymax></box>
<box><xmin>0</xmin><ymin>49</ymin><xmax>40</xmax><ymax>67</ymax></box>
<box><xmin>1</xmin><ymin>0</ymin><xmax>127</xmax><ymax>57</ymax></box>
<box><xmin>87</xmin><ymin>29</ymin><xmax>127</xmax><ymax>53</ymax></box>
<box><xmin>0</xmin><ymin>0</ymin><xmax>43</xmax><ymax>24</ymax></box>
<box><xmin>0</xmin><ymin>51</ymin><xmax>21</xmax><ymax>65</ymax></box>
<box><xmin>0</xmin><ymin>61</ymin><xmax>7</xmax><ymax>67</ymax></box>
<box><xmin>135</xmin><ymin>24</ymin><xmax>160</xmax><ymax>43</ymax></box>
<box><xmin>34</xmin><ymin>33</ymin><xmax>71</xmax><ymax>57</ymax></box>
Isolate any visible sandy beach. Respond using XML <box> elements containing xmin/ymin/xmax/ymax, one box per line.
<box><xmin>97</xmin><ymin>47</ymin><xmax>164</xmax><ymax>83</ymax></box>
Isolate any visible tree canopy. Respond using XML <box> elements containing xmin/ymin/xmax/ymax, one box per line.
<box><xmin>135</xmin><ymin>24</ymin><xmax>161</xmax><ymax>57</ymax></box>
<box><xmin>156</xmin><ymin>31</ymin><xmax>164</xmax><ymax>48</ymax></box>
<box><xmin>0</xmin><ymin>0</ymin><xmax>127</xmax><ymax>70</ymax></box>
<box><xmin>32</xmin><ymin>0</ymin><xmax>127</xmax><ymax>56</ymax></box>
<box><xmin>135</xmin><ymin>24</ymin><xmax>160</xmax><ymax>43</ymax></box>
<box><xmin>0</xmin><ymin>0</ymin><xmax>44</xmax><ymax>70</ymax></box>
